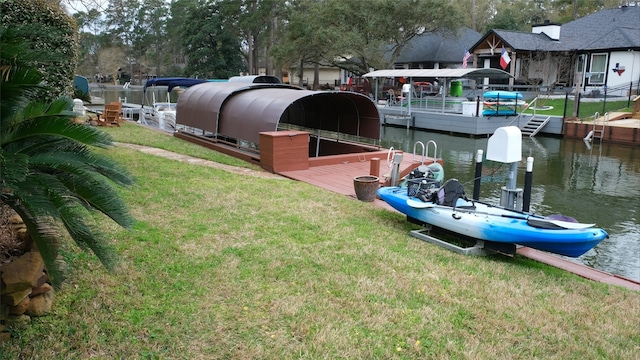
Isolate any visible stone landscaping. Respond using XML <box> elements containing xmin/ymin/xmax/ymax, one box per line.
<box><xmin>0</xmin><ymin>208</ymin><xmax>55</xmax><ymax>342</ymax></box>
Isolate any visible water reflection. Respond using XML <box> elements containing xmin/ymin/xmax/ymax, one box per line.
<box><xmin>381</xmin><ymin>126</ymin><xmax>640</xmax><ymax>281</ymax></box>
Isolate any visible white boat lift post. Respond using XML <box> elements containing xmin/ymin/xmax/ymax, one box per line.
<box><xmin>522</xmin><ymin>157</ymin><xmax>534</xmax><ymax>212</ymax></box>
<box><xmin>401</xmin><ymin>82</ymin><xmax>412</xmax><ymax>119</ymax></box>
<box><xmin>486</xmin><ymin>126</ymin><xmax>524</xmax><ymax>210</ymax></box>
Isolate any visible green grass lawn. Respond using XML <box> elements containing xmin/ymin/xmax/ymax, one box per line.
<box><xmin>521</xmin><ymin>98</ymin><xmax>633</xmax><ymax>118</ymax></box>
<box><xmin>2</xmin><ymin>123</ymin><xmax>638</xmax><ymax>359</ymax></box>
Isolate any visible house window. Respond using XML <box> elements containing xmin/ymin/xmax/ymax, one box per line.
<box><xmin>588</xmin><ymin>53</ymin><xmax>607</xmax><ymax>85</ymax></box>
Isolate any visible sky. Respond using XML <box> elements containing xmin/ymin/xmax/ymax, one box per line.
<box><xmin>63</xmin><ymin>0</ymin><xmax>105</xmax><ymax>14</ymax></box>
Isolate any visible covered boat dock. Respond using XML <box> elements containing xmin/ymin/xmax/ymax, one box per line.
<box><xmin>173</xmin><ymin>82</ymin><xmax>430</xmax><ymax>177</ymax></box>
<box><xmin>362</xmin><ymin>68</ymin><xmax>564</xmax><ymax>137</ymax></box>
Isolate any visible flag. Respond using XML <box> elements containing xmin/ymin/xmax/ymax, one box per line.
<box><xmin>462</xmin><ymin>49</ymin><xmax>471</xmax><ymax>69</ymax></box>
<box><xmin>500</xmin><ymin>46</ymin><xmax>511</xmax><ymax>70</ymax></box>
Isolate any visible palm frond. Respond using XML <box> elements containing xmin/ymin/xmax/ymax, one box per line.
<box><xmin>2</xmin><ymin>106</ymin><xmax>115</xmax><ymax>149</ymax></box>
<box><xmin>35</xmin><ymin>142</ymin><xmax>136</xmax><ymax>188</ymax></box>
<box><xmin>5</xmin><ymin>170</ymin><xmax>125</xmax><ymax>284</ymax></box>
<box><xmin>42</xmin><ymin>180</ymin><xmax>119</xmax><ymax>271</ymax></box>
<box><xmin>29</xmin><ymin>150</ymin><xmax>136</xmax><ymax>229</ymax></box>
<box><xmin>0</xmin><ymin>65</ymin><xmax>45</xmax><ymax>123</ymax></box>
<box><xmin>56</xmin><ymin>199</ymin><xmax>119</xmax><ymax>271</ymax></box>
<box><xmin>10</xmin><ymin>191</ymin><xmax>65</xmax><ymax>286</ymax></box>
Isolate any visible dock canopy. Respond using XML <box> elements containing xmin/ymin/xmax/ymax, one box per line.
<box><xmin>143</xmin><ymin>77</ymin><xmax>209</xmax><ymax>93</ymax></box>
<box><xmin>176</xmin><ymin>82</ymin><xmax>380</xmax><ymax>146</ymax></box>
<box><xmin>363</xmin><ymin>68</ymin><xmax>514</xmax><ymax>80</ymax></box>
<box><xmin>228</xmin><ymin>75</ymin><xmax>282</xmax><ymax>84</ymax></box>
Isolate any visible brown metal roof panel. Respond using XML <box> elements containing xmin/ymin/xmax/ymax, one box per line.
<box><xmin>176</xmin><ymin>82</ymin><xmax>288</xmax><ymax>131</ymax></box>
<box><xmin>175</xmin><ymin>83</ymin><xmax>235</xmax><ymax>131</ymax></box>
<box><xmin>311</xmin><ymin>92</ymin><xmax>380</xmax><ymax>139</ymax></box>
<box><xmin>220</xmin><ymin>99</ymin><xmax>281</xmax><ymax>144</ymax></box>
<box><xmin>218</xmin><ymin>88</ymin><xmax>312</xmax><ymax>144</ymax></box>
<box><xmin>177</xmin><ymin>84</ymin><xmax>380</xmax><ymax>146</ymax></box>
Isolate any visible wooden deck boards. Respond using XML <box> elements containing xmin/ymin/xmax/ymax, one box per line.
<box><xmin>279</xmin><ymin>155</ymin><xmax>423</xmax><ymax>197</ymax></box>
<box><xmin>278</xmin><ymin>155</ymin><xmax>426</xmax><ymax>210</ymax></box>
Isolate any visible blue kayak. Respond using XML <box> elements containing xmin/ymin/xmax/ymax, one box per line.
<box><xmin>377</xmin><ymin>181</ymin><xmax>608</xmax><ymax>258</ymax></box>
<box><xmin>482</xmin><ymin>109</ymin><xmax>517</xmax><ymax>116</ymax></box>
<box><xmin>483</xmin><ymin>90</ymin><xmax>523</xmax><ymax>100</ymax></box>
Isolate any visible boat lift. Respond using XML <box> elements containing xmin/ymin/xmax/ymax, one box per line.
<box><xmin>408</xmin><ymin>126</ymin><xmax>536</xmax><ymax>257</ymax></box>
<box><xmin>386</xmin><ymin>138</ymin><xmax>512</xmax><ymax>256</ymax></box>
<box><xmin>486</xmin><ymin>126</ymin><xmax>524</xmax><ymax>210</ymax></box>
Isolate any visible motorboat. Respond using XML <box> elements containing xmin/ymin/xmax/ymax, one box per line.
<box><xmin>140</xmin><ymin>78</ymin><xmax>208</xmax><ymax>131</ymax></box>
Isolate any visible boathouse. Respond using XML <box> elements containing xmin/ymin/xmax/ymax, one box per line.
<box><xmin>174</xmin><ymin>82</ymin><xmax>387</xmax><ymax>173</ymax></box>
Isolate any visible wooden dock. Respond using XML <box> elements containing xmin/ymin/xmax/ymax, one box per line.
<box><xmin>563</xmin><ymin>111</ymin><xmax>640</xmax><ymax>145</ymax></box>
<box><xmin>278</xmin><ymin>151</ymin><xmax>436</xmax><ymax>211</ymax></box>
<box><xmin>279</xmin><ymin>152</ymin><xmax>427</xmax><ymax>194</ymax></box>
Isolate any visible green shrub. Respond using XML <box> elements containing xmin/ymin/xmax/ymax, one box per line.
<box><xmin>0</xmin><ymin>0</ymin><xmax>78</xmax><ymax>101</ymax></box>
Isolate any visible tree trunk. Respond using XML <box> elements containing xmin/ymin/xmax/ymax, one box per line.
<box><xmin>313</xmin><ymin>63</ymin><xmax>319</xmax><ymax>90</ymax></box>
<box><xmin>471</xmin><ymin>0</ymin><xmax>476</xmax><ymax>32</ymax></box>
<box><xmin>298</xmin><ymin>59</ymin><xmax>304</xmax><ymax>88</ymax></box>
<box><xmin>247</xmin><ymin>35</ymin><xmax>254</xmax><ymax>74</ymax></box>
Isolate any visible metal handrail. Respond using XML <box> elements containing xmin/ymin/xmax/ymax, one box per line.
<box><xmin>425</xmin><ymin>140</ymin><xmax>437</xmax><ymax>163</ymax></box>
<box><xmin>508</xmin><ymin>97</ymin><xmax>538</xmax><ymax>127</ymax></box>
<box><xmin>412</xmin><ymin>141</ymin><xmax>425</xmax><ymax>164</ymax></box>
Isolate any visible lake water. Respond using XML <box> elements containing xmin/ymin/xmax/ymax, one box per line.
<box><xmin>380</xmin><ymin>126</ymin><xmax>640</xmax><ymax>282</ymax></box>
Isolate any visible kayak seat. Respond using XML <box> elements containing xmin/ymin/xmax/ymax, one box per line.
<box><xmin>437</xmin><ymin>179</ymin><xmax>467</xmax><ymax>207</ymax></box>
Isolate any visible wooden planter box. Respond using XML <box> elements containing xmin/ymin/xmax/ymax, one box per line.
<box><xmin>259</xmin><ymin>131</ymin><xmax>309</xmax><ymax>173</ymax></box>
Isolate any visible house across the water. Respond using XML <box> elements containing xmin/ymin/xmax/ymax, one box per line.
<box><xmin>467</xmin><ymin>5</ymin><xmax>640</xmax><ymax>96</ymax></box>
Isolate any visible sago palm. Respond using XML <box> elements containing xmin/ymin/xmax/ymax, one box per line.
<box><xmin>1</xmin><ymin>35</ymin><xmax>136</xmax><ymax>286</ymax></box>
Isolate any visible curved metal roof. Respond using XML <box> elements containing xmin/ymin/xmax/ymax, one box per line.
<box><xmin>363</xmin><ymin>68</ymin><xmax>513</xmax><ymax>79</ymax></box>
<box><xmin>176</xmin><ymin>82</ymin><xmax>380</xmax><ymax>145</ymax></box>
<box><xmin>228</xmin><ymin>75</ymin><xmax>282</xmax><ymax>84</ymax></box>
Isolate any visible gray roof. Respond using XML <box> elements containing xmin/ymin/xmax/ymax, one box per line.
<box><xmin>396</xmin><ymin>27</ymin><xmax>482</xmax><ymax>63</ymax></box>
<box><xmin>476</xmin><ymin>5</ymin><xmax>640</xmax><ymax>52</ymax></box>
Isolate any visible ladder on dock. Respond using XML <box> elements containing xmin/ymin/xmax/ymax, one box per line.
<box><xmin>507</xmin><ymin>97</ymin><xmax>550</xmax><ymax>137</ymax></box>
<box><xmin>521</xmin><ymin>114</ymin><xmax>551</xmax><ymax>137</ymax></box>
<box><xmin>583</xmin><ymin>112</ymin><xmax>607</xmax><ymax>144</ymax></box>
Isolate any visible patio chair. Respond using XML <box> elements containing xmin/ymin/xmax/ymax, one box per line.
<box><xmin>108</xmin><ymin>102</ymin><xmax>125</xmax><ymax>123</ymax></box>
<box><xmin>387</xmin><ymin>88</ymin><xmax>397</xmax><ymax>105</ymax></box>
<box><xmin>102</xmin><ymin>103</ymin><xmax>122</xmax><ymax>127</ymax></box>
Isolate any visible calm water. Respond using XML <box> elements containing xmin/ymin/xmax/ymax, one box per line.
<box><xmin>380</xmin><ymin>126</ymin><xmax>640</xmax><ymax>282</ymax></box>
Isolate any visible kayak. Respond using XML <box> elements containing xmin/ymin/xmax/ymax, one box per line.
<box><xmin>483</xmin><ymin>90</ymin><xmax>523</xmax><ymax>100</ymax></box>
<box><xmin>377</xmin><ymin>180</ymin><xmax>608</xmax><ymax>257</ymax></box>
